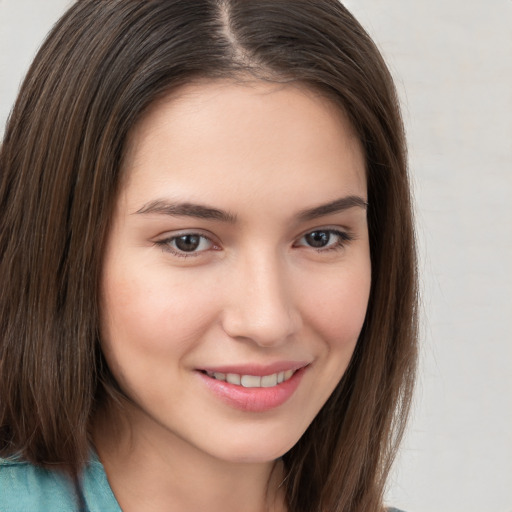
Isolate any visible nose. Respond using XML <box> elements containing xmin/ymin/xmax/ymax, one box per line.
<box><xmin>221</xmin><ymin>252</ymin><xmax>301</xmax><ymax>347</ymax></box>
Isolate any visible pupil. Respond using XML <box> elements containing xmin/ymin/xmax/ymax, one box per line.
<box><xmin>306</xmin><ymin>231</ymin><xmax>329</xmax><ymax>248</ymax></box>
<box><xmin>175</xmin><ymin>235</ymin><xmax>201</xmax><ymax>252</ymax></box>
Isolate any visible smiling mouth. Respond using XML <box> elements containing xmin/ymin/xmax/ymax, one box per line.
<box><xmin>198</xmin><ymin>365</ymin><xmax>309</xmax><ymax>411</ymax></box>
<box><xmin>202</xmin><ymin>369</ymin><xmax>297</xmax><ymax>388</ymax></box>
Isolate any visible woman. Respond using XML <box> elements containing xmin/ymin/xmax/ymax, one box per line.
<box><xmin>0</xmin><ymin>1</ymin><xmax>417</xmax><ymax>511</ymax></box>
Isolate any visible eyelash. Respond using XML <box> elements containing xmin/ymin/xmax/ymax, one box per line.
<box><xmin>155</xmin><ymin>228</ymin><xmax>353</xmax><ymax>258</ymax></box>
<box><xmin>155</xmin><ymin>233</ymin><xmax>218</xmax><ymax>258</ymax></box>
<box><xmin>294</xmin><ymin>229</ymin><xmax>354</xmax><ymax>252</ymax></box>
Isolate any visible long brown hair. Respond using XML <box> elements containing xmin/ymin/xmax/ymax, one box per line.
<box><xmin>0</xmin><ymin>1</ymin><xmax>418</xmax><ymax>510</ymax></box>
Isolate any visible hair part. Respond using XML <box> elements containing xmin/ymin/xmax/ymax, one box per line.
<box><xmin>0</xmin><ymin>1</ymin><xmax>418</xmax><ymax>511</ymax></box>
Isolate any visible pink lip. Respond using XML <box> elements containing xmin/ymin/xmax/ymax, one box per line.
<box><xmin>197</xmin><ymin>364</ymin><xmax>309</xmax><ymax>413</ymax></box>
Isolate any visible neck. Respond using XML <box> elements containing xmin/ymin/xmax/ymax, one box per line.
<box><xmin>92</xmin><ymin>400</ymin><xmax>287</xmax><ymax>512</ymax></box>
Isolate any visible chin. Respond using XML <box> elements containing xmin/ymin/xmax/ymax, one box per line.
<box><xmin>206</xmin><ymin>426</ymin><xmax>305</xmax><ymax>465</ymax></box>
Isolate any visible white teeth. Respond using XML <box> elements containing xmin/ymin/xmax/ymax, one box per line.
<box><xmin>226</xmin><ymin>373</ymin><xmax>241</xmax><ymax>385</ymax></box>
<box><xmin>261</xmin><ymin>374</ymin><xmax>278</xmax><ymax>387</ymax></box>
<box><xmin>241</xmin><ymin>375</ymin><xmax>261</xmax><ymax>388</ymax></box>
<box><xmin>206</xmin><ymin>369</ymin><xmax>297</xmax><ymax>387</ymax></box>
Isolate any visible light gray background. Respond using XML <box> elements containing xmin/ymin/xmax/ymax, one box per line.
<box><xmin>1</xmin><ymin>1</ymin><xmax>511</xmax><ymax>511</ymax></box>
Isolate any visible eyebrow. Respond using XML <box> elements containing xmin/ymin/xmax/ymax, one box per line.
<box><xmin>297</xmin><ymin>196</ymin><xmax>368</xmax><ymax>221</ymax></box>
<box><xmin>135</xmin><ymin>200</ymin><xmax>237</xmax><ymax>223</ymax></box>
<box><xmin>135</xmin><ymin>195</ymin><xmax>367</xmax><ymax>223</ymax></box>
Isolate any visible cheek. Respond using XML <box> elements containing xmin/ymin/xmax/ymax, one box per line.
<box><xmin>289</xmin><ymin>261</ymin><xmax>371</xmax><ymax>425</ymax></box>
<box><xmin>100</xmin><ymin>264</ymin><xmax>220</xmax><ymax>360</ymax></box>
<box><xmin>300</xmin><ymin>263</ymin><xmax>371</xmax><ymax>351</ymax></box>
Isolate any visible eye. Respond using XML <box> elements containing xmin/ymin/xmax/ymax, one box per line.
<box><xmin>156</xmin><ymin>233</ymin><xmax>216</xmax><ymax>257</ymax></box>
<box><xmin>294</xmin><ymin>229</ymin><xmax>352</xmax><ymax>251</ymax></box>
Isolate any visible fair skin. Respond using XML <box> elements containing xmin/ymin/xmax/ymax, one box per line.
<box><xmin>95</xmin><ymin>79</ymin><xmax>371</xmax><ymax>512</ymax></box>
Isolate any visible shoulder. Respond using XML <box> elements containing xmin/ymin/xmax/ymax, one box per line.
<box><xmin>0</xmin><ymin>457</ymin><xmax>79</xmax><ymax>512</ymax></box>
<box><xmin>0</xmin><ymin>454</ymin><xmax>121</xmax><ymax>512</ymax></box>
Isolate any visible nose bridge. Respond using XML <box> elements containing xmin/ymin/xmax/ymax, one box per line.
<box><xmin>222</xmin><ymin>248</ymin><xmax>299</xmax><ymax>346</ymax></box>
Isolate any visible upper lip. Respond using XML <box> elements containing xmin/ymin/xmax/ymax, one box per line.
<box><xmin>198</xmin><ymin>361</ymin><xmax>310</xmax><ymax>376</ymax></box>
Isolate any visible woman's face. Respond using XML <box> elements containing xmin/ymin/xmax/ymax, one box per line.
<box><xmin>100</xmin><ymin>80</ymin><xmax>371</xmax><ymax>463</ymax></box>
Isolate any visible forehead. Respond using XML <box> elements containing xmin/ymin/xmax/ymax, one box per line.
<box><xmin>121</xmin><ymin>79</ymin><xmax>366</xmax><ymax>211</ymax></box>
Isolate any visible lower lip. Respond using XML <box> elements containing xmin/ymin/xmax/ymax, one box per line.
<box><xmin>197</xmin><ymin>367</ymin><xmax>307</xmax><ymax>412</ymax></box>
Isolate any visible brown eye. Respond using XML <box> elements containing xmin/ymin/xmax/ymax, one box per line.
<box><xmin>157</xmin><ymin>233</ymin><xmax>215</xmax><ymax>256</ymax></box>
<box><xmin>174</xmin><ymin>234</ymin><xmax>202</xmax><ymax>252</ymax></box>
<box><xmin>295</xmin><ymin>229</ymin><xmax>352</xmax><ymax>251</ymax></box>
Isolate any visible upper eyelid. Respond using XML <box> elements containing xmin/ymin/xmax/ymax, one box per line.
<box><xmin>294</xmin><ymin>228</ymin><xmax>352</xmax><ymax>243</ymax></box>
<box><xmin>294</xmin><ymin>225</ymin><xmax>352</xmax><ymax>240</ymax></box>
<box><xmin>155</xmin><ymin>230</ymin><xmax>217</xmax><ymax>248</ymax></box>
<box><xmin>155</xmin><ymin>229</ymin><xmax>217</xmax><ymax>243</ymax></box>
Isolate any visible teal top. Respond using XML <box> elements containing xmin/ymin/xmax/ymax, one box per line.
<box><xmin>0</xmin><ymin>452</ymin><xmax>121</xmax><ymax>512</ymax></box>
<box><xmin>0</xmin><ymin>453</ymin><xmax>406</xmax><ymax>512</ymax></box>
